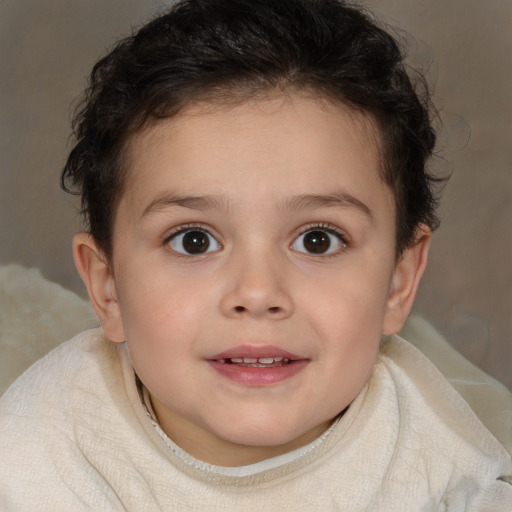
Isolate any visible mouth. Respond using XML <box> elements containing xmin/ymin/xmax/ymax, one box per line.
<box><xmin>214</xmin><ymin>356</ymin><xmax>292</xmax><ymax>368</ymax></box>
<box><xmin>207</xmin><ymin>346</ymin><xmax>308</xmax><ymax>385</ymax></box>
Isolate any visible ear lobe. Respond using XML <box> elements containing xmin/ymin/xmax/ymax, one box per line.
<box><xmin>73</xmin><ymin>233</ymin><xmax>126</xmax><ymax>343</ymax></box>
<box><xmin>382</xmin><ymin>224</ymin><xmax>431</xmax><ymax>335</ymax></box>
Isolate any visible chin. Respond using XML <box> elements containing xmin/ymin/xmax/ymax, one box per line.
<box><xmin>213</xmin><ymin>415</ymin><xmax>322</xmax><ymax>450</ymax></box>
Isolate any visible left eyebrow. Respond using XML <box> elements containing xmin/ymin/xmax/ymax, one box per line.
<box><xmin>283</xmin><ymin>192</ymin><xmax>374</xmax><ymax>222</ymax></box>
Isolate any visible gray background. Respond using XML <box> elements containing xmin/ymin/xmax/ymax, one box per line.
<box><xmin>1</xmin><ymin>1</ymin><xmax>511</xmax><ymax>387</ymax></box>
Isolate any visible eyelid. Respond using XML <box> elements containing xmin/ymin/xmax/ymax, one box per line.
<box><xmin>164</xmin><ymin>222</ymin><xmax>219</xmax><ymax>238</ymax></box>
<box><xmin>290</xmin><ymin>222</ymin><xmax>349</xmax><ymax>256</ymax></box>
<box><xmin>163</xmin><ymin>223</ymin><xmax>223</xmax><ymax>254</ymax></box>
<box><xmin>296</xmin><ymin>222</ymin><xmax>349</xmax><ymax>242</ymax></box>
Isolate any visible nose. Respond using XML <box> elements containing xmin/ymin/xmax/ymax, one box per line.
<box><xmin>219</xmin><ymin>249</ymin><xmax>294</xmax><ymax>320</ymax></box>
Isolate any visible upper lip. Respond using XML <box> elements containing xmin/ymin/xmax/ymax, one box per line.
<box><xmin>208</xmin><ymin>345</ymin><xmax>305</xmax><ymax>361</ymax></box>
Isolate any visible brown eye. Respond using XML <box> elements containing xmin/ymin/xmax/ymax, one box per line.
<box><xmin>303</xmin><ymin>230</ymin><xmax>331</xmax><ymax>253</ymax></box>
<box><xmin>291</xmin><ymin>228</ymin><xmax>345</xmax><ymax>255</ymax></box>
<box><xmin>168</xmin><ymin>229</ymin><xmax>220</xmax><ymax>255</ymax></box>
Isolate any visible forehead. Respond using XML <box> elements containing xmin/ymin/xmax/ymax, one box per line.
<box><xmin>119</xmin><ymin>93</ymin><xmax>389</xmax><ymax>218</ymax></box>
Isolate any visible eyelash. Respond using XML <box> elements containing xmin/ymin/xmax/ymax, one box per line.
<box><xmin>164</xmin><ymin>223</ymin><xmax>209</xmax><ymax>240</ymax></box>
<box><xmin>298</xmin><ymin>222</ymin><xmax>347</xmax><ymax>239</ymax></box>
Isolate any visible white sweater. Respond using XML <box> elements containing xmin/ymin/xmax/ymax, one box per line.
<box><xmin>1</xmin><ymin>329</ymin><xmax>511</xmax><ymax>511</ymax></box>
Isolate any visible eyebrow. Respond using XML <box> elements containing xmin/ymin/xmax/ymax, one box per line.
<box><xmin>283</xmin><ymin>192</ymin><xmax>374</xmax><ymax>222</ymax></box>
<box><xmin>141</xmin><ymin>193</ymin><xmax>231</xmax><ymax>218</ymax></box>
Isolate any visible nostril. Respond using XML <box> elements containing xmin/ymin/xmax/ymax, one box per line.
<box><xmin>268</xmin><ymin>306</ymin><xmax>281</xmax><ymax>314</ymax></box>
<box><xmin>234</xmin><ymin>306</ymin><xmax>246</xmax><ymax>313</ymax></box>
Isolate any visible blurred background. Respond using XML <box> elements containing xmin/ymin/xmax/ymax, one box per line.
<box><xmin>0</xmin><ymin>0</ymin><xmax>511</xmax><ymax>388</ymax></box>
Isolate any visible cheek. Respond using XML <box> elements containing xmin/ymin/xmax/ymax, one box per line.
<box><xmin>303</xmin><ymin>264</ymin><xmax>392</xmax><ymax>333</ymax></box>
<box><xmin>115</xmin><ymin>266</ymin><xmax>219</xmax><ymax>354</ymax></box>
<box><xmin>311</xmin><ymin>293</ymin><xmax>383</xmax><ymax>370</ymax></box>
<box><xmin>116</xmin><ymin>277</ymin><xmax>207</xmax><ymax>394</ymax></box>
<box><xmin>300</xmin><ymin>264</ymin><xmax>390</xmax><ymax>389</ymax></box>
<box><xmin>117</xmin><ymin>256</ymin><xmax>189</xmax><ymax>309</ymax></box>
<box><xmin>305</xmin><ymin>294</ymin><xmax>382</xmax><ymax>420</ymax></box>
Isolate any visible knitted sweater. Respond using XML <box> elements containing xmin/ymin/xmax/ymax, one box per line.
<box><xmin>1</xmin><ymin>329</ymin><xmax>511</xmax><ymax>511</ymax></box>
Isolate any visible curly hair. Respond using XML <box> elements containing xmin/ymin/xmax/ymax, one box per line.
<box><xmin>62</xmin><ymin>0</ymin><xmax>440</xmax><ymax>259</ymax></box>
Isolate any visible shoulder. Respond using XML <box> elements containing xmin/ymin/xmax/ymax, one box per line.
<box><xmin>0</xmin><ymin>329</ymin><xmax>131</xmax><ymax>508</ymax></box>
<box><xmin>0</xmin><ymin>328</ymin><xmax>124</xmax><ymax>441</ymax></box>
<box><xmin>376</xmin><ymin>334</ymin><xmax>506</xmax><ymax>454</ymax></box>
<box><xmin>377</xmin><ymin>335</ymin><xmax>503</xmax><ymax>447</ymax></box>
<box><xmin>1</xmin><ymin>328</ymin><xmax>117</xmax><ymax>411</ymax></box>
<box><xmin>374</xmin><ymin>335</ymin><xmax>512</xmax><ymax>507</ymax></box>
<box><xmin>401</xmin><ymin>315</ymin><xmax>512</xmax><ymax>453</ymax></box>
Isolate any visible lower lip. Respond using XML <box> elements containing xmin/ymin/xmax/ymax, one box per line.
<box><xmin>207</xmin><ymin>360</ymin><xmax>309</xmax><ymax>386</ymax></box>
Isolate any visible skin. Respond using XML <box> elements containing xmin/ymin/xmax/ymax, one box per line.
<box><xmin>74</xmin><ymin>93</ymin><xmax>430</xmax><ymax>466</ymax></box>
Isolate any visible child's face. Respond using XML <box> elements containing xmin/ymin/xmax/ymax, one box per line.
<box><xmin>87</xmin><ymin>93</ymin><xmax>424</xmax><ymax>466</ymax></box>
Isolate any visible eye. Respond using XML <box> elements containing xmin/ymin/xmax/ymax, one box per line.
<box><xmin>291</xmin><ymin>228</ymin><xmax>346</xmax><ymax>255</ymax></box>
<box><xmin>167</xmin><ymin>229</ymin><xmax>221</xmax><ymax>255</ymax></box>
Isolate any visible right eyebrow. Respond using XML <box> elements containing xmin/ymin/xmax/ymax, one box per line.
<box><xmin>140</xmin><ymin>193</ymin><xmax>231</xmax><ymax>219</ymax></box>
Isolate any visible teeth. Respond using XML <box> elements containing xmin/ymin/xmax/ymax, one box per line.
<box><xmin>224</xmin><ymin>356</ymin><xmax>291</xmax><ymax>365</ymax></box>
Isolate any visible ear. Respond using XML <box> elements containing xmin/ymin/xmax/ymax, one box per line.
<box><xmin>73</xmin><ymin>232</ymin><xmax>126</xmax><ymax>343</ymax></box>
<box><xmin>382</xmin><ymin>224</ymin><xmax>431</xmax><ymax>335</ymax></box>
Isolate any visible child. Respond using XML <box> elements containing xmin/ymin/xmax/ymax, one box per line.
<box><xmin>1</xmin><ymin>0</ymin><xmax>511</xmax><ymax>509</ymax></box>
